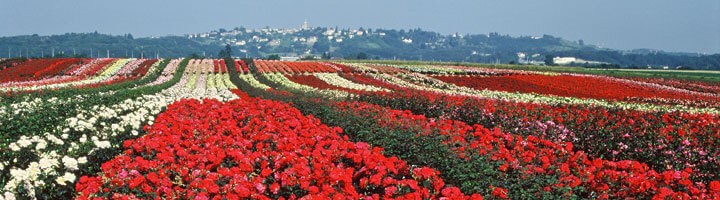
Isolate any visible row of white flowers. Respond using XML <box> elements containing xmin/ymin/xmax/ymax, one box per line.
<box><xmin>239</xmin><ymin>74</ymin><xmax>271</xmax><ymax>90</ymax></box>
<box><xmin>205</xmin><ymin>73</ymin><xmax>237</xmax><ymax>90</ymax></box>
<box><xmin>263</xmin><ymin>73</ymin><xmax>351</xmax><ymax>99</ymax></box>
<box><xmin>564</xmin><ymin>73</ymin><xmax>720</xmax><ymax>98</ymax></box>
<box><xmin>313</xmin><ymin>73</ymin><xmax>389</xmax><ymax>92</ymax></box>
<box><xmin>341</xmin><ymin>63</ymin><xmax>379</xmax><ymax>73</ymax></box>
<box><xmin>0</xmin><ymin>59</ymin><xmax>238</xmax><ymax>199</ymax></box>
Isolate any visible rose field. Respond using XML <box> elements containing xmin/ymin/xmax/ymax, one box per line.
<box><xmin>1</xmin><ymin>58</ymin><xmax>720</xmax><ymax>199</ymax></box>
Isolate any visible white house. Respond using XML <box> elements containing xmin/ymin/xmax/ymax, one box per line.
<box><xmin>281</xmin><ymin>56</ymin><xmax>300</xmax><ymax>61</ymax></box>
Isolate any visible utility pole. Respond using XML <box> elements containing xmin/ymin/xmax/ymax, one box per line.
<box><xmin>52</xmin><ymin>48</ymin><xmax>55</xmax><ymax>58</ymax></box>
<box><xmin>107</xmin><ymin>49</ymin><xmax>109</xmax><ymax>58</ymax></box>
<box><xmin>8</xmin><ymin>47</ymin><xmax>10</xmax><ymax>58</ymax></box>
<box><xmin>131</xmin><ymin>50</ymin><xmax>134</xmax><ymax>58</ymax></box>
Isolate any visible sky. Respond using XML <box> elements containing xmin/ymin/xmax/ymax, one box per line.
<box><xmin>1</xmin><ymin>0</ymin><xmax>718</xmax><ymax>53</ymax></box>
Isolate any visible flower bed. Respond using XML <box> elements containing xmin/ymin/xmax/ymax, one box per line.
<box><xmin>232</xmin><ymin>73</ymin><xmax>720</xmax><ymax>199</ymax></box>
<box><xmin>75</xmin><ymin>93</ymin><xmax>481</xmax><ymax>199</ymax></box>
<box><xmin>5</xmin><ymin>58</ymin><xmax>720</xmax><ymax>199</ymax></box>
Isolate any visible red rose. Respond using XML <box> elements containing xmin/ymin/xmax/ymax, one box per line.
<box><xmin>710</xmin><ymin>181</ymin><xmax>720</xmax><ymax>192</ymax></box>
<box><xmin>129</xmin><ymin>176</ymin><xmax>145</xmax><ymax>189</ymax></box>
<box><xmin>491</xmin><ymin>186</ymin><xmax>508</xmax><ymax>199</ymax></box>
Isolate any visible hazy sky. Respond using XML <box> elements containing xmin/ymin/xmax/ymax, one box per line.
<box><xmin>1</xmin><ymin>0</ymin><xmax>718</xmax><ymax>53</ymax></box>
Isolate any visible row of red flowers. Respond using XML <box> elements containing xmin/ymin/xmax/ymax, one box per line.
<box><xmin>0</xmin><ymin>58</ymin><xmax>83</xmax><ymax>84</ymax></box>
<box><xmin>623</xmin><ymin>76</ymin><xmax>720</xmax><ymax>95</ymax></box>
<box><xmin>75</xmin><ymin>93</ymin><xmax>483</xmax><ymax>199</ymax></box>
<box><xmin>431</xmin><ymin>74</ymin><xmax>720</xmax><ymax>103</ymax></box>
<box><xmin>235</xmin><ymin>60</ymin><xmax>249</xmax><ymax>73</ymax></box>
<box><xmin>213</xmin><ymin>59</ymin><xmax>229</xmax><ymax>73</ymax></box>
<box><xmin>129</xmin><ymin>59</ymin><xmax>159</xmax><ymax>77</ymax></box>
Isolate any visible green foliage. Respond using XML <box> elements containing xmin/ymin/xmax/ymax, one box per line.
<box><xmin>544</xmin><ymin>55</ymin><xmax>555</xmax><ymax>66</ymax></box>
<box><xmin>357</xmin><ymin>52</ymin><xmax>368</xmax><ymax>60</ymax></box>
<box><xmin>267</xmin><ymin>54</ymin><xmax>280</xmax><ymax>60</ymax></box>
<box><xmin>217</xmin><ymin>44</ymin><xmax>232</xmax><ymax>58</ymax></box>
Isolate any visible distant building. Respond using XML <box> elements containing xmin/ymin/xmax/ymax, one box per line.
<box><xmin>281</xmin><ymin>56</ymin><xmax>300</xmax><ymax>61</ymax></box>
<box><xmin>553</xmin><ymin>57</ymin><xmax>608</xmax><ymax>65</ymax></box>
<box><xmin>553</xmin><ymin>57</ymin><xmax>578</xmax><ymax>65</ymax></box>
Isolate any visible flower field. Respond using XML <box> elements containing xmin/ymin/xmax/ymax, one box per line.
<box><xmin>1</xmin><ymin>58</ymin><xmax>719</xmax><ymax>199</ymax></box>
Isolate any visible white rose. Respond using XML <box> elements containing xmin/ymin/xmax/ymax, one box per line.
<box><xmin>47</xmin><ymin>134</ymin><xmax>59</xmax><ymax>143</ymax></box>
<box><xmin>38</xmin><ymin>157</ymin><xmax>56</xmax><ymax>171</ymax></box>
<box><xmin>58</xmin><ymin>172</ymin><xmax>76</xmax><ymax>184</ymax></box>
<box><xmin>3</xmin><ymin>192</ymin><xmax>16</xmax><ymax>200</ymax></box>
<box><xmin>35</xmin><ymin>140</ymin><xmax>47</xmax><ymax>150</ymax></box>
<box><xmin>17</xmin><ymin>139</ymin><xmax>31</xmax><ymax>148</ymax></box>
<box><xmin>27</xmin><ymin>163</ymin><xmax>41</xmax><ymax>179</ymax></box>
<box><xmin>55</xmin><ymin>176</ymin><xmax>67</xmax><ymax>186</ymax></box>
<box><xmin>78</xmin><ymin>157</ymin><xmax>87</xmax><ymax>164</ymax></box>
<box><xmin>62</xmin><ymin>156</ymin><xmax>78</xmax><ymax>171</ymax></box>
<box><xmin>9</xmin><ymin>143</ymin><xmax>20</xmax><ymax>151</ymax></box>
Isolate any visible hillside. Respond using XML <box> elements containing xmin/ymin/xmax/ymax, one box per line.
<box><xmin>1</xmin><ymin>27</ymin><xmax>719</xmax><ymax>69</ymax></box>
